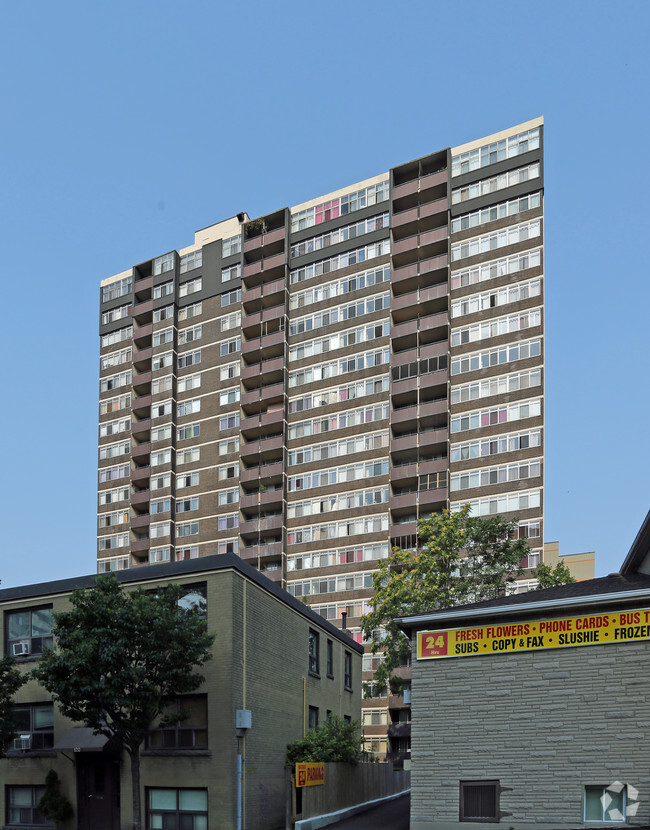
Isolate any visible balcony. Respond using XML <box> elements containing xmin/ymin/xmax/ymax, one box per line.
<box><xmin>130</xmin><ymin>490</ymin><xmax>151</xmax><ymax>506</ymax></box>
<box><xmin>131</xmin><ymin>466</ymin><xmax>151</xmax><ymax>483</ymax></box>
<box><xmin>240</xmin><ymin>489</ymin><xmax>283</xmax><ymax>511</ymax></box>
<box><xmin>132</xmin><ymin>395</ymin><xmax>152</xmax><ymax>417</ymax></box>
<box><xmin>133</xmin><ymin>323</ymin><xmax>153</xmax><ymax>346</ymax></box>
<box><xmin>243</xmin><ymin>225</ymin><xmax>285</xmax><ymax>254</ymax></box>
<box><xmin>241</xmin><ymin>355</ymin><xmax>285</xmax><ymax>389</ymax></box>
<box><xmin>240</xmin><ymin>460</ymin><xmax>283</xmax><ymax>484</ymax></box>
<box><xmin>131</xmin><ymin>441</ymin><xmax>151</xmax><ymax>461</ymax></box>
<box><xmin>130</xmin><ymin>537</ymin><xmax>150</xmax><ymax>553</ymax></box>
<box><xmin>132</xmin><ymin>299</ymin><xmax>153</xmax><ymax>323</ymax></box>
<box><xmin>387</xmin><ymin>723</ymin><xmax>411</xmax><ymax>738</ymax></box>
<box><xmin>131</xmin><ymin>418</ymin><xmax>151</xmax><ymax>440</ymax></box>
<box><xmin>418</xmin><ymin>487</ymin><xmax>448</xmax><ymax>511</ymax></box>
<box><xmin>392</xmin><ymin>168</ymin><xmax>447</xmax><ymax>202</ymax></box>
<box><xmin>243</xmin><ymin>252</ymin><xmax>286</xmax><ymax>286</ymax></box>
<box><xmin>130</xmin><ymin>513</ymin><xmax>150</xmax><ymax>530</ymax></box>
<box><xmin>391</xmin><ymin>311</ymin><xmax>448</xmax><ymax>349</ymax></box>
<box><xmin>133</xmin><ymin>347</ymin><xmax>153</xmax><ymax>369</ymax></box>
<box><xmin>241</xmin><ymin>382</ymin><xmax>284</xmax><ymax>414</ymax></box>
<box><xmin>241</xmin><ymin>303</ymin><xmax>285</xmax><ymax>336</ymax></box>
<box><xmin>240</xmin><ymin>514</ymin><xmax>283</xmax><ymax>537</ymax></box>
<box><xmin>391</xmin><ymin>254</ymin><xmax>448</xmax><ymax>289</ymax></box>
<box><xmin>242</xmin><ymin>329</ymin><xmax>286</xmax><ymax>362</ymax></box>
<box><xmin>242</xmin><ymin>277</ymin><xmax>286</xmax><ymax>312</ymax></box>
<box><xmin>239</xmin><ymin>541</ymin><xmax>283</xmax><ymax>562</ymax></box>
<box><xmin>240</xmin><ymin>407</ymin><xmax>284</xmax><ymax>439</ymax></box>
<box><xmin>132</xmin><ymin>372</ymin><xmax>152</xmax><ymax>395</ymax></box>
<box><xmin>391</xmin><ymin>282</ymin><xmax>449</xmax><ymax>316</ymax></box>
<box><xmin>240</xmin><ymin>434</ymin><xmax>284</xmax><ymax>465</ymax></box>
<box><xmin>390</xmin><ymin>463</ymin><xmax>417</xmax><ymax>485</ymax></box>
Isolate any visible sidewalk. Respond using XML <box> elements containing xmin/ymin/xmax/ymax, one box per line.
<box><xmin>329</xmin><ymin>793</ymin><xmax>410</xmax><ymax>830</ymax></box>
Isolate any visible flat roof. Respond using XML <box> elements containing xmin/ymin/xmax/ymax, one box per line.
<box><xmin>0</xmin><ymin>554</ymin><xmax>363</xmax><ymax>654</ymax></box>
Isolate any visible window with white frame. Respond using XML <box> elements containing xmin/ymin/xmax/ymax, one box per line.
<box><xmin>179</xmin><ymin>277</ymin><xmax>202</xmax><ymax>298</ymax></box>
<box><xmin>154</xmin><ymin>253</ymin><xmax>175</xmax><ymax>275</ymax></box>
<box><xmin>180</xmin><ymin>250</ymin><xmax>202</xmax><ymax>274</ymax></box>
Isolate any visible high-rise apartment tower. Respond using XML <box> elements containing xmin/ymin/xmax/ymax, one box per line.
<box><xmin>98</xmin><ymin>118</ymin><xmax>545</xmax><ymax>759</ymax></box>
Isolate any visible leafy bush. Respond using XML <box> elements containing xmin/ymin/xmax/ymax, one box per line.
<box><xmin>286</xmin><ymin>716</ymin><xmax>362</xmax><ymax>766</ymax></box>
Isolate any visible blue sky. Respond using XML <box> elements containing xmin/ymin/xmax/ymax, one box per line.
<box><xmin>1</xmin><ymin>0</ymin><xmax>648</xmax><ymax>588</ymax></box>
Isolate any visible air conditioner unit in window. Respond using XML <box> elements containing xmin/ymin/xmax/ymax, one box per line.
<box><xmin>13</xmin><ymin>736</ymin><xmax>31</xmax><ymax>751</ymax></box>
<box><xmin>12</xmin><ymin>641</ymin><xmax>30</xmax><ymax>657</ymax></box>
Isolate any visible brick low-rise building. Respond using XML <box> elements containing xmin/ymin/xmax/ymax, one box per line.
<box><xmin>0</xmin><ymin>554</ymin><xmax>362</xmax><ymax>830</ymax></box>
<box><xmin>397</xmin><ymin>511</ymin><xmax>650</xmax><ymax>830</ymax></box>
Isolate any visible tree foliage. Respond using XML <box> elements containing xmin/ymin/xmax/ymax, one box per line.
<box><xmin>533</xmin><ymin>560</ymin><xmax>576</xmax><ymax>588</ymax></box>
<box><xmin>361</xmin><ymin>508</ymin><xmax>529</xmax><ymax>692</ymax></box>
<box><xmin>37</xmin><ymin>770</ymin><xmax>73</xmax><ymax>826</ymax></box>
<box><xmin>0</xmin><ymin>655</ymin><xmax>26</xmax><ymax>757</ymax></box>
<box><xmin>286</xmin><ymin>716</ymin><xmax>362</xmax><ymax>766</ymax></box>
<box><xmin>32</xmin><ymin>574</ymin><xmax>214</xmax><ymax>830</ymax></box>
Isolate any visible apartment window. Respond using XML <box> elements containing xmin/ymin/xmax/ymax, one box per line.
<box><xmin>177</xmin><ymin>373</ymin><xmax>201</xmax><ymax>393</ymax></box>
<box><xmin>178</xmin><ymin>399</ymin><xmax>201</xmax><ymax>417</ymax></box>
<box><xmin>219</xmin><ymin>412</ymin><xmax>240</xmax><ymax>430</ymax></box>
<box><xmin>179</xmin><ymin>325</ymin><xmax>202</xmax><ymax>345</ymax></box>
<box><xmin>460</xmin><ymin>781</ymin><xmax>499</xmax><ymax>822</ymax></box>
<box><xmin>153</xmin><ymin>305</ymin><xmax>174</xmax><ymax>322</ymax></box>
<box><xmin>344</xmin><ymin>652</ymin><xmax>352</xmax><ymax>691</ymax></box>
<box><xmin>221</xmin><ymin>288</ymin><xmax>241</xmax><ymax>307</ymax></box>
<box><xmin>308</xmin><ymin>707</ymin><xmax>319</xmax><ymax>731</ymax></box>
<box><xmin>180</xmin><ymin>250</ymin><xmax>202</xmax><ymax>274</ymax></box>
<box><xmin>177</xmin><ymin>472</ymin><xmax>199</xmax><ymax>489</ymax></box>
<box><xmin>152</xmin><ymin>425</ymin><xmax>173</xmax><ymax>443</ymax></box>
<box><xmin>308</xmin><ymin>630</ymin><xmax>320</xmax><ymax>675</ymax></box>
<box><xmin>152</xmin><ymin>376</ymin><xmax>173</xmax><ymax>396</ymax></box>
<box><xmin>218</xmin><ymin>437</ymin><xmax>239</xmax><ymax>456</ymax></box>
<box><xmin>220</xmin><ymin>362</ymin><xmax>240</xmax><ymax>381</ymax></box>
<box><xmin>220</xmin><ymin>312</ymin><xmax>241</xmax><ymax>332</ymax></box>
<box><xmin>178</xmin><ymin>423</ymin><xmax>200</xmax><ymax>440</ymax></box>
<box><xmin>101</xmin><ymin>303</ymin><xmax>131</xmax><ymax>325</ymax></box>
<box><xmin>217</xmin><ymin>514</ymin><xmax>238</xmax><ymax>531</ymax></box>
<box><xmin>218</xmin><ymin>539</ymin><xmax>239</xmax><ymax>555</ymax></box>
<box><xmin>222</xmin><ymin>263</ymin><xmax>241</xmax><ymax>282</ymax></box>
<box><xmin>151</xmin><ymin>499</ymin><xmax>171</xmax><ymax>514</ymax></box>
<box><xmin>178</xmin><ymin>301</ymin><xmax>202</xmax><ymax>321</ymax></box>
<box><xmin>177</xmin><ymin>521</ymin><xmax>199</xmax><ymax>537</ymax></box>
<box><xmin>178</xmin><ymin>448</ymin><xmax>200</xmax><ymax>464</ymax></box>
<box><xmin>101</xmin><ymin>325</ymin><xmax>132</xmax><ymax>348</ymax></box>
<box><xmin>219</xmin><ymin>387</ymin><xmax>240</xmax><ymax>406</ymax></box>
<box><xmin>97</xmin><ymin>556</ymin><xmax>130</xmax><ymax>573</ymax></box>
<box><xmin>147</xmin><ymin>789</ymin><xmax>208</xmax><ymax>830</ymax></box>
<box><xmin>151</xmin><ymin>449</ymin><xmax>172</xmax><ymax>466</ymax></box>
<box><xmin>154</xmin><ymin>253</ymin><xmax>175</xmax><ymax>275</ymax></box>
<box><xmin>178</xmin><ymin>350</ymin><xmax>201</xmax><ymax>368</ymax></box>
<box><xmin>146</xmin><ymin>695</ymin><xmax>207</xmax><ymax>750</ymax></box>
<box><xmin>153</xmin><ymin>281</ymin><xmax>174</xmax><ymax>300</ymax></box>
<box><xmin>151</xmin><ymin>473</ymin><xmax>171</xmax><ymax>491</ymax></box>
<box><xmin>6</xmin><ymin>786</ymin><xmax>53</xmax><ymax>827</ymax></box>
<box><xmin>5</xmin><ymin>607</ymin><xmax>53</xmax><ymax>658</ymax></box>
<box><xmin>153</xmin><ymin>352</ymin><xmax>173</xmax><ymax>371</ymax></box>
<box><xmin>11</xmin><ymin>702</ymin><xmax>54</xmax><ymax>751</ymax></box>
<box><xmin>220</xmin><ymin>336</ymin><xmax>241</xmax><ymax>355</ymax></box>
<box><xmin>176</xmin><ymin>497</ymin><xmax>199</xmax><ymax>513</ymax></box>
<box><xmin>152</xmin><ymin>401</ymin><xmax>173</xmax><ymax>419</ymax></box>
<box><xmin>150</xmin><ymin>522</ymin><xmax>171</xmax><ymax>539</ymax></box>
<box><xmin>222</xmin><ymin>234</ymin><xmax>241</xmax><ymax>257</ymax></box>
<box><xmin>176</xmin><ymin>546</ymin><xmax>199</xmax><ymax>562</ymax></box>
<box><xmin>179</xmin><ymin>277</ymin><xmax>202</xmax><ymax>298</ymax></box>
<box><xmin>150</xmin><ymin>547</ymin><xmax>171</xmax><ymax>563</ymax></box>
<box><xmin>585</xmin><ymin>785</ymin><xmax>627</xmax><ymax>822</ymax></box>
<box><xmin>219</xmin><ymin>462</ymin><xmax>239</xmax><ymax>480</ymax></box>
<box><xmin>326</xmin><ymin>640</ymin><xmax>333</xmax><ymax>677</ymax></box>
<box><xmin>218</xmin><ymin>488</ymin><xmax>239</xmax><ymax>506</ymax></box>
<box><xmin>102</xmin><ymin>276</ymin><xmax>133</xmax><ymax>303</ymax></box>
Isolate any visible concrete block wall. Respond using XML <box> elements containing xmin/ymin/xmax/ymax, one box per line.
<box><xmin>410</xmin><ymin>638</ymin><xmax>650</xmax><ymax>830</ymax></box>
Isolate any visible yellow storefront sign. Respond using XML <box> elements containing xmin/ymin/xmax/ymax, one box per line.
<box><xmin>296</xmin><ymin>762</ymin><xmax>325</xmax><ymax>787</ymax></box>
<box><xmin>417</xmin><ymin>608</ymin><xmax>650</xmax><ymax>660</ymax></box>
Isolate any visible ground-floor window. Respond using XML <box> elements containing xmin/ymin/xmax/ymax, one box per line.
<box><xmin>459</xmin><ymin>780</ymin><xmax>499</xmax><ymax>822</ymax></box>
<box><xmin>147</xmin><ymin>788</ymin><xmax>207</xmax><ymax>830</ymax></box>
<box><xmin>6</xmin><ymin>785</ymin><xmax>54</xmax><ymax>827</ymax></box>
<box><xmin>585</xmin><ymin>785</ymin><xmax>627</xmax><ymax>822</ymax></box>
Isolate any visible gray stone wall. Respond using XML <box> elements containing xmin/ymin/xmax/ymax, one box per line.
<box><xmin>410</xmin><ymin>636</ymin><xmax>650</xmax><ymax>830</ymax></box>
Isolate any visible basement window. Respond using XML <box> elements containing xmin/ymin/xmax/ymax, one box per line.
<box><xmin>460</xmin><ymin>781</ymin><xmax>499</xmax><ymax>823</ymax></box>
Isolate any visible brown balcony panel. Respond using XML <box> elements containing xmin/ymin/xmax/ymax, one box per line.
<box><xmin>131</xmin><ymin>466</ymin><xmax>151</xmax><ymax>482</ymax></box>
<box><xmin>131</xmin><ymin>441</ymin><xmax>151</xmax><ymax>460</ymax></box>
<box><xmin>418</xmin><ymin>488</ymin><xmax>448</xmax><ymax>510</ymax></box>
<box><xmin>388</xmin><ymin>694</ymin><xmax>411</xmax><ymax>709</ymax></box>
<box><xmin>133</xmin><ymin>323</ymin><xmax>153</xmax><ymax>344</ymax></box>
<box><xmin>242</xmin><ymin>329</ymin><xmax>286</xmax><ymax>361</ymax></box>
<box><xmin>243</xmin><ymin>252</ymin><xmax>286</xmax><ymax>280</ymax></box>
<box><xmin>419</xmin><ymin>454</ymin><xmax>449</xmax><ymax>475</ymax></box>
<box><xmin>133</xmin><ymin>347</ymin><xmax>153</xmax><ymax>367</ymax></box>
<box><xmin>132</xmin><ymin>395</ymin><xmax>152</xmax><ymax>417</ymax></box>
<box><xmin>390</xmin><ymin>463</ymin><xmax>418</xmax><ymax>483</ymax></box>
<box><xmin>134</xmin><ymin>275</ymin><xmax>154</xmax><ymax>292</ymax></box>
<box><xmin>419</xmin><ymin>226</ymin><xmax>448</xmax><ymax>248</ymax></box>
<box><xmin>391</xmin><ymin>206</ymin><xmax>419</xmax><ymax>230</ymax></box>
<box><xmin>242</xmin><ymin>277</ymin><xmax>286</xmax><ymax>307</ymax></box>
<box><xmin>133</xmin><ymin>371</ymin><xmax>152</xmax><ymax>391</ymax></box>
<box><xmin>130</xmin><ymin>490</ymin><xmax>151</xmax><ymax>506</ymax></box>
<box><xmin>259</xmin><ymin>567</ymin><xmax>283</xmax><ymax>584</ymax></box>
<box><xmin>240</xmin><ymin>490</ymin><xmax>282</xmax><ymax>511</ymax></box>
<box><xmin>133</xmin><ymin>299</ymin><xmax>153</xmax><ymax>317</ymax></box>
<box><xmin>239</xmin><ymin>541</ymin><xmax>283</xmax><ymax>561</ymax></box>
<box><xmin>130</xmin><ymin>537</ymin><xmax>150</xmax><ymax>553</ymax></box>
<box><xmin>390</xmin><ymin>493</ymin><xmax>418</xmax><ymax>511</ymax></box>
<box><xmin>390</xmin><ymin>522</ymin><xmax>417</xmax><ymax>538</ymax></box>
<box><xmin>131</xmin><ymin>418</ymin><xmax>151</xmax><ymax>439</ymax></box>
<box><xmin>391</xmin><ymin>405</ymin><xmax>418</xmax><ymax>425</ymax></box>
<box><xmin>391</xmin><ymin>283</ymin><xmax>449</xmax><ymax>315</ymax></box>
<box><xmin>240</xmin><ymin>460</ymin><xmax>284</xmax><ymax>484</ymax></box>
<box><xmin>391</xmin><ymin>254</ymin><xmax>448</xmax><ymax>286</ymax></box>
<box><xmin>420</xmin><ymin>196</ymin><xmax>448</xmax><ymax>219</ymax></box>
<box><xmin>391</xmin><ymin>377</ymin><xmax>418</xmax><ymax>397</ymax></box>
<box><xmin>130</xmin><ymin>513</ymin><xmax>150</xmax><ymax>529</ymax></box>
<box><xmin>241</xmin><ymin>355</ymin><xmax>286</xmax><ymax>382</ymax></box>
<box><xmin>391</xmin><ymin>434</ymin><xmax>418</xmax><ymax>453</ymax></box>
<box><xmin>240</xmin><ymin>514</ymin><xmax>283</xmax><ymax>537</ymax></box>
<box><xmin>392</xmin><ymin>235</ymin><xmax>419</xmax><ymax>258</ymax></box>
<box><xmin>241</xmin><ymin>407</ymin><xmax>284</xmax><ymax>437</ymax></box>
<box><xmin>243</xmin><ymin>226</ymin><xmax>286</xmax><ymax>253</ymax></box>
<box><xmin>241</xmin><ymin>382</ymin><xmax>284</xmax><ymax>410</ymax></box>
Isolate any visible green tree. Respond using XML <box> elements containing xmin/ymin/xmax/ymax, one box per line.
<box><xmin>361</xmin><ymin>508</ymin><xmax>529</xmax><ymax>692</ymax></box>
<box><xmin>0</xmin><ymin>655</ymin><xmax>26</xmax><ymax>756</ymax></box>
<box><xmin>32</xmin><ymin>574</ymin><xmax>214</xmax><ymax>830</ymax></box>
<box><xmin>37</xmin><ymin>770</ymin><xmax>73</xmax><ymax>827</ymax></box>
<box><xmin>533</xmin><ymin>560</ymin><xmax>576</xmax><ymax>588</ymax></box>
<box><xmin>286</xmin><ymin>716</ymin><xmax>362</xmax><ymax>766</ymax></box>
